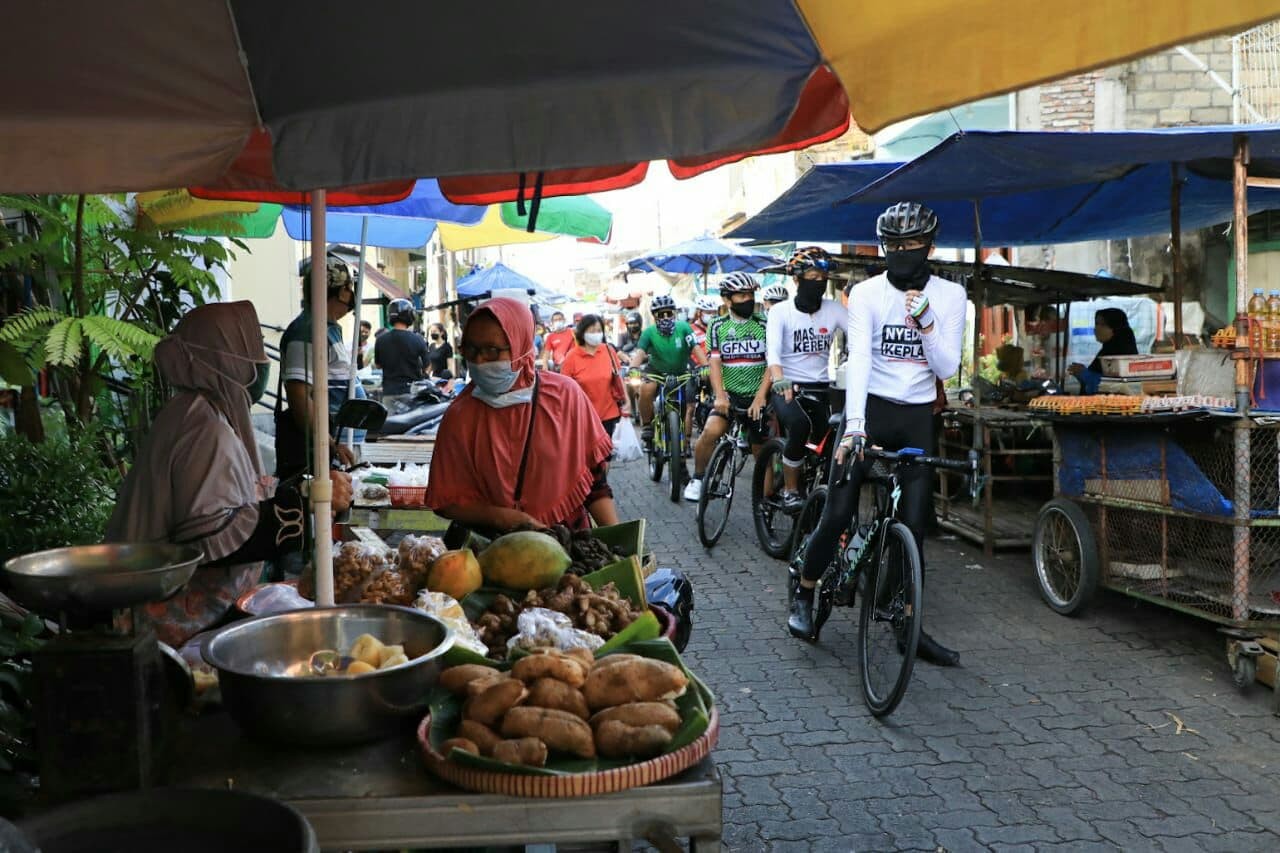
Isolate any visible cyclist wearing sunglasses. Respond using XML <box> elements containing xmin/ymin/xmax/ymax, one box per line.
<box><xmin>766</xmin><ymin>246</ymin><xmax>847</xmax><ymax>512</ymax></box>
<box><xmin>629</xmin><ymin>294</ymin><xmax>705</xmax><ymax>447</ymax></box>
<box><xmin>788</xmin><ymin>203</ymin><xmax>966</xmax><ymax>667</ymax></box>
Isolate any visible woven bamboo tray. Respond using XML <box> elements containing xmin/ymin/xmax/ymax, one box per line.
<box><xmin>417</xmin><ymin>707</ymin><xmax>719</xmax><ymax>798</ymax></box>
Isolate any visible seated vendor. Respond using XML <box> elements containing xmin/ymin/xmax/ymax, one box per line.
<box><xmin>106</xmin><ymin>302</ymin><xmax>352</xmax><ymax>646</ymax></box>
<box><xmin>996</xmin><ymin>343</ymin><xmax>1030</xmax><ymax>384</ymax></box>
<box><xmin>425</xmin><ymin>297</ymin><xmax>618</xmax><ymax>536</ymax></box>
<box><xmin>1068</xmin><ymin>308</ymin><xmax>1138</xmax><ymax>394</ymax></box>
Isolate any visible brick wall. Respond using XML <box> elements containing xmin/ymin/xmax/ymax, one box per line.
<box><xmin>1039</xmin><ymin>72</ymin><xmax>1101</xmax><ymax>130</ymax></box>
<box><xmin>1123</xmin><ymin>36</ymin><xmax>1235</xmax><ymax>127</ymax></box>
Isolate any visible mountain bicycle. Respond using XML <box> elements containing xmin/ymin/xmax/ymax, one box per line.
<box><xmin>695</xmin><ymin>404</ymin><xmax>761</xmax><ymax>548</ymax></box>
<box><xmin>789</xmin><ymin>447</ymin><xmax>981</xmax><ymax>717</ymax></box>
<box><xmin>644</xmin><ymin>371</ymin><xmax>693</xmax><ymax>504</ymax></box>
<box><xmin>752</xmin><ymin>387</ymin><xmax>841</xmax><ymax>559</ymax></box>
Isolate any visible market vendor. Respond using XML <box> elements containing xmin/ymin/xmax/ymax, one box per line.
<box><xmin>1068</xmin><ymin>308</ymin><xmax>1138</xmax><ymax>394</ymax></box>
<box><xmin>425</xmin><ymin>297</ymin><xmax>618</xmax><ymax>535</ymax></box>
<box><xmin>106</xmin><ymin>301</ymin><xmax>352</xmax><ymax>646</ymax></box>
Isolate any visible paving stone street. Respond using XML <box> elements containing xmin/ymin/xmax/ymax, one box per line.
<box><xmin>612</xmin><ymin>461</ymin><xmax>1280</xmax><ymax>852</ymax></box>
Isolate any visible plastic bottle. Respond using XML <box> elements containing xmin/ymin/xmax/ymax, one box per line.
<box><xmin>1249</xmin><ymin>289</ymin><xmax>1267</xmax><ymax>352</ymax></box>
<box><xmin>1268</xmin><ymin>290</ymin><xmax>1280</xmax><ymax>352</ymax></box>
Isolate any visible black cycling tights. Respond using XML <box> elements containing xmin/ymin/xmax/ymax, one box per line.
<box><xmin>801</xmin><ymin>395</ymin><xmax>936</xmax><ymax>583</ymax></box>
<box><xmin>773</xmin><ymin>385</ymin><xmax>831</xmax><ymax>466</ymax></box>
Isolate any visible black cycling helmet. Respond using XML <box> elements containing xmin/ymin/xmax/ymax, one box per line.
<box><xmin>719</xmin><ymin>271</ymin><xmax>759</xmax><ymax>296</ymax></box>
<box><xmin>624</xmin><ymin>310</ymin><xmax>642</xmax><ymax>327</ymax></box>
<box><xmin>650</xmin><ymin>294</ymin><xmax>677</xmax><ymax>314</ymax></box>
<box><xmin>876</xmin><ymin>202</ymin><xmax>939</xmax><ymax>243</ymax></box>
<box><xmin>388</xmin><ymin>297</ymin><xmax>416</xmax><ymax>327</ymax></box>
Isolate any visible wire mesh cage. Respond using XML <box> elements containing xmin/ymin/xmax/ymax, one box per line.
<box><xmin>1056</xmin><ymin>420</ymin><xmax>1280</xmax><ymax>628</ymax></box>
<box><xmin>1234</xmin><ymin>22</ymin><xmax>1280</xmax><ymax>124</ymax></box>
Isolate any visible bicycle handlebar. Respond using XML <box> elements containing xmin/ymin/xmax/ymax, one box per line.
<box><xmin>837</xmin><ymin>447</ymin><xmax>983</xmax><ymax>497</ymax></box>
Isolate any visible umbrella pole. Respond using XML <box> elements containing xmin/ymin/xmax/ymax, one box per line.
<box><xmin>346</xmin><ymin>215</ymin><xmax>370</xmax><ymax>452</ymax></box>
<box><xmin>971</xmin><ymin>200</ymin><xmax>984</xmax><ymax>385</ymax></box>
<box><xmin>309</xmin><ymin>190</ymin><xmax>334</xmax><ymax>607</ymax></box>
<box><xmin>1170</xmin><ymin>164</ymin><xmax>1184</xmax><ymax>349</ymax></box>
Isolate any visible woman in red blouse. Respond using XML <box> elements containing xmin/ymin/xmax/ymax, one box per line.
<box><xmin>561</xmin><ymin>314</ymin><xmax>627</xmax><ymax>436</ymax></box>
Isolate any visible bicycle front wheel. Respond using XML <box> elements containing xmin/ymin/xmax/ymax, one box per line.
<box><xmin>697</xmin><ymin>440</ymin><xmax>736</xmax><ymax>548</ymax></box>
<box><xmin>752</xmin><ymin>438</ymin><xmax>795</xmax><ymax>559</ymax></box>
<box><xmin>666</xmin><ymin>408</ymin><xmax>685</xmax><ymax>503</ymax></box>
<box><xmin>858</xmin><ymin>521</ymin><xmax>923</xmax><ymax>718</ymax></box>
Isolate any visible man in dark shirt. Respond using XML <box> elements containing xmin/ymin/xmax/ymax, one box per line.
<box><xmin>374</xmin><ymin>298</ymin><xmax>429</xmax><ymax>408</ymax></box>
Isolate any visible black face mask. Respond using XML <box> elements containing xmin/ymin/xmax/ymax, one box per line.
<box><xmin>795</xmin><ymin>280</ymin><xmax>826</xmax><ymax>313</ymax></box>
<box><xmin>885</xmin><ymin>247</ymin><xmax>931</xmax><ymax>290</ymax></box>
<box><xmin>627</xmin><ymin>325</ymin><xmax>641</xmax><ymax>336</ymax></box>
<box><xmin>247</xmin><ymin>363</ymin><xmax>270</xmax><ymax>405</ymax></box>
<box><xmin>729</xmin><ymin>299</ymin><xmax>755</xmax><ymax>319</ymax></box>
<box><xmin>430</xmin><ymin>334</ymin><xmax>441</xmax><ymax>342</ymax></box>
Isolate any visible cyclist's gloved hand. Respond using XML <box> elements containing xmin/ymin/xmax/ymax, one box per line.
<box><xmin>835</xmin><ymin>429</ymin><xmax>866</xmax><ymax>469</ymax></box>
<box><xmin>772</xmin><ymin>378</ymin><xmax>793</xmax><ymax>394</ymax></box>
<box><xmin>905</xmin><ymin>291</ymin><xmax>935</xmax><ymax>331</ymax></box>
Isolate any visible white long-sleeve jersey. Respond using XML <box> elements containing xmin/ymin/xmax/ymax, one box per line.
<box><xmin>844</xmin><ymin>273</ymin><xmax>966</xmax><ymax>433</ymax></box>
<box><xmin>765</xmin><ymin>297</ymin><xmax>846</xmax><ymax>384</ymax></box>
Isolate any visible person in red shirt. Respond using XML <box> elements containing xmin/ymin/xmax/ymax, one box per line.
<box><xmin>541</xmin><ymin>310</ymin><xmax>576</xmax><ymax>371</ymax></box>
<box><xmin>561</xmin><ymin>314</ymin><xmax>627</xmax><ymax>436</ymax></box>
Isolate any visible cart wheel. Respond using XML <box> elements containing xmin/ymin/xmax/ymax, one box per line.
<box><xmin>1032</xmin><ymin>498</ymin><xmax>1100</xmax><ymax>616</ymax></box>
<box><xmin>1233</xmin><ymin>654</ymin><xmax>1257</xmax><ymax>689</ymax></box>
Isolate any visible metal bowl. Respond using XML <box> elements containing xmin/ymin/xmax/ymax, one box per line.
<box><xmin>2</xmin><ymin>543</ymin><xmax>203</xmax><ymax>613</ymax></box>
<box><xmin>202</xmin><ymin>605</ymin><xmax>454</xmax><ymax>745</ymax></box>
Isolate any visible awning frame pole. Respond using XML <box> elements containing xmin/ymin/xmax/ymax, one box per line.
<box><xmin>971</xmin><ymin>199</ymin><xmax>984</xmax><ymax>385</ymax></box>
<box><xmin>309</xmin><ymin>190</ymin><xmax>334</xmax><ymax>607</ymax></box>
<box><xmin>1171</xmin><ymin>164</ymin><xmax>1184</xmax><ymax>349</ymax></box>
<box><xmin>1234</xmin><ymin>134</ymin><xmax>1251</xmax><ymax>412</ymax></box>
<box><xmin>345</xmin><ymin>215</ymin><xmax>370</xmax><ymax>452</ymax></box>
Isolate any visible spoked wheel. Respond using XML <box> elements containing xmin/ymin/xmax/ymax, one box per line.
<box><xmin>858</xmin><ymin>521</ymin><xmax>923</xmax><ymax>718</ymax></box>
<box><xmin>697</xmin><ymin>441</ymin><xmax>736</xmax><ymax>548</ymax></box>
<box><xmin>752</xmin><ymin>439</ymin><xmax>796</xmax><ymax>559</ymax></box>
<box><xmin>646</xmin><ymin>418</ymin><xmax>665</xmax><ymax>483</ymax></box>
<box><xmin>1032</xmin><ymin>498</ymin><xmax>1100</xmax><ymax>615</ymax></box>
<box><xmin>666</xmin><ymin>409</ymin><xmax>685</xmax><ymax>503</ymax></box>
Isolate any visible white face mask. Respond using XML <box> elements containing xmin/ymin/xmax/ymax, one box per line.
<box><xmin>584</xmin><ymin>331</ymin><xmax>604</xmax><ymax>346</ymax></box>
<box><xmin>551</xmin><ymin>320</ymin><xmax>566</xmax><ymax>331</ymax></box>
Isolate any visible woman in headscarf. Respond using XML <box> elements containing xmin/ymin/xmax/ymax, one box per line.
<box><xmin>107</xmin><ymin>301</ymin><xmax>351</xmax><ymax>646</ymax></box>
<box><xmin>1068</xmin><ymin>308</ymin><xmax>1139</xmax><ymax>394</ymax></box>
<box><xmin>425</xmin><ymin>297</ymin><xmax>618</xmax><ymax>535</ymax></box>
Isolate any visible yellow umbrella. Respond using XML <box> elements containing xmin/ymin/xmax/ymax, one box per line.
<box><xmin>800</xmin><ymin>0</ymin><xmax>1280</xmax><ymax>132</ymax></box>
<box><xmin>437</xmin><ymin>206</ymin><xmax>557</xmax><ymax>252</ymax></box>
<box><xmin>135</xmin><ymin>189</ymin><xmax>260</xmax><ymax>228</ymax></box>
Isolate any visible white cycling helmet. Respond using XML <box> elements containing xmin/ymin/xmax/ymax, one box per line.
<box><xmin>761</xmin><ymin>284</ymin><xmax>790</xmax><ymax>304</ymax></box>
<box><xmin>695</xmin><ymin>294</ymin><xmax>721</xmax><ymax>313</ymax></box>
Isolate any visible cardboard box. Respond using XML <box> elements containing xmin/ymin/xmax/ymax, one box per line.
<box><xmin>1099</xmin><ymin>354</ymin><xmax>1176</xmax><ymax>379</ymax></box>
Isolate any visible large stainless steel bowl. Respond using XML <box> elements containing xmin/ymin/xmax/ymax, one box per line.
<box><xmin>2</xmin><ymin>543</ymin><xmax>203</xmax><ymax>613</ymax></box>
<box><xmin>202</xmin><ymin>605</ymin><xmax>454</xmax><ymax>745</ymax></box>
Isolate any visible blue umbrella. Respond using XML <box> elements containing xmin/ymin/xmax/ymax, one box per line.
<box><xmin>456</xmin><ymin>262</ymin><xmax>566</xmax><ymax>302</ymax></box>
<box><xmin>280</xmin><ymin>179</ymin><xmax>485</xmax><ymax>249</ymax></box>
<box><xmin>627</xmin><ymin>235</ymin><xmax>779</xmax><ymax>292</ymax></box>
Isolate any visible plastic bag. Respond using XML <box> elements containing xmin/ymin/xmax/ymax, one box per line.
<box><xmin>413</xmin><ymin>590</ymin><xmax>487</xmax><ymax>655</ymax></box>
<box><xmin>611</xmin><ymin>418</ymin><xmax>643</xmax><ymax>464</ymax></box>
<box><xmin>506</xmin><ymin>607</ymin><xmax>605</xmax><ymax>654</ymax></box>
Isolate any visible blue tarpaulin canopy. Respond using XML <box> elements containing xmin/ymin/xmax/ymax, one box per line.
<box><xmin>281</xmin><ymin>179</ymin><xmax>484</xmax><ymax>249</ymax></box>
<box><xmin>456</xmin><ymin>262</ymin><xmax>564</xmax><ymax>302</ymax></box>
<box><xmin>730</xmin><ymin>126</ymin><xmax>1280</xmax><ymax>247</ymax></box>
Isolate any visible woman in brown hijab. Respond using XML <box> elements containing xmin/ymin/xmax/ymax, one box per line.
<box><xmin>107</xmin><ymin>301</ymin><xmax>351</xmax><ymax>645</ymax></box>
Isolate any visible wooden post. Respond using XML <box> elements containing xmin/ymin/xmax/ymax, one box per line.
<box><xmin>1170</xmin><ymin>164</ymin><xmax>1184</xmax><ymax>349</ymax></box>
<box><xmin>1234</xmin><ymin>134</ymin><xmax>1251</xmax><ymax>411</ymax></box>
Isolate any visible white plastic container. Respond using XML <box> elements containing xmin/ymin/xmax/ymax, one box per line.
<box><xmin>1098</xmin><ymin>354</ymin><xmax>1176</xmax><ymax>379</ymax></box>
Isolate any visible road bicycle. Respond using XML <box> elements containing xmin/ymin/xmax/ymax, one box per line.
<box><xmin>695</xmin><ymin>404</ymin><xmax>761</xmax><ymax>548</ymax></box>
<box><xmin>789</xmin><ymin>447</ymin><xmax>980</xmax><ymax>717</ymax></box>
<box><xmin>752</xmin><ymin>387</ymin><xmax>841</xmax><ymax>559</ymax></box>
<box><xmin>644</xmin><ymin>372</ymin><xmax>693</xmax><ymax>504</ymax></box>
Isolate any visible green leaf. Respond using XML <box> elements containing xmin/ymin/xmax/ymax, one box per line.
<box><xmin>43</xmin><ymin>317</ymin><xmax>81</xmax><ymax>366</ymax></box>
<box><xmin>595</xmin><ymin>609</ymin><xmax>660</xmax><ymax>655</ymax></box>
<box><xmin>0</xmin><ymin>342</ymin><xmax>30</xmax><ymax>386</ymax></box>
<box><xmin>0</xmin><ymin>307</ymin><xmax>62</xmax><ymax>345</ymax></box>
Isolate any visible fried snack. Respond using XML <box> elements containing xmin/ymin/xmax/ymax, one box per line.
<box><xmin>456</xmin><ymin>720</ymin><xmax>501</xmax><ymax>756</ymax></box>
<box><xmin>589</xmin><ymin>701</ymin><xmax>681</xmax><ymax>733</ymax></box>
<box><xmin>492</xmin><ymin>737</ymin><xmax>548</xmax><ymax>767</ymax></box>
<box><xmin>591</xmin><ymin>653</ymin><xmax>644</xmax><ymax>671</ymax></box>
<box><xmin>526</xmin><ymin>677</ymin><xmax>590</xmax><ymax>720</ymax></box>
<box><xmin>563</xmin><ymin>647</ymin><xmax>596</xmax><ymax>669</ymax></box>
<box><xmin>442</xmin><ymin>737</ymin><xmax>479</xmax><ymax>757</ymax></box>
<box><xmin>465</xmin><ymin>672</ymin><xmax>511</xmax><ymax>698</ymax></box>
<box><xmin>594</xmin><ymin>720</ymin><xmax>673</xmax><ymax>759</ymax></box>
<box><xmin>378</xmin><ymin>652</ymin><xmax>409</xmax><ymax>670</ymax></box>
<box><xmin>464</xmin><ymin>677</ymin><xmax>528</xmax><ymax>728</ymax></box>
<box><xmin>511</xmin><ymin>652</ymin><xmax>587</xmax><ymax>688</ymax></box>
<box><xmin>345</xmin><ymin>660</ymin><xmax>377</xmax><ymax>675</ymax></box>
<box><xmin>583</xmin><ymin>657</ymin><xmax>688</xmax><ymax>710</ymax></box>
<box><xmin>377</xmin><ymin>644</ymin><xmax>406</xmax><ymax>667</ymax></box>
<box><xmin>349</xmin><ymin>634</ymin><xmax>385</xmax><ymax>667</ymax></box>
<box><xmin>439</xmin><ymin>664</ymin><xmax>503</xmax><ymax>696</ymax></box>
<box><xmin>501</xmin><ymin>706</ymin><xmax>596</xmax><ymax>758</ymax></box>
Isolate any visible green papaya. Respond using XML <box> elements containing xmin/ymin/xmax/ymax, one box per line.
<box><xmin>478</xmin><ymin>531</ymin><xmax>571</xmax><ymax>590</ymax></box>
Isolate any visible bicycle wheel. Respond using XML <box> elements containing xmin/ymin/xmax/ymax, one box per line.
<box><xmin>647</xmin><ymin>416</ymin><xmax>665</xmax><ymax>482</ymax></box>
<box><xmin>666</xmin><ymin>408</ymin><xmax>685</xmax><ymax>503</ymax></box>
<box><xmin>752</xmin><ymin>438</ymin><xmax>795</xmax><ymax>559</ymax></box>
<box><xmin>858</xmin><ymin>521</ymin><xmax>923</xmax><ymax>718</ymax></box>
<box><xmin>697</xmin><ymin>441</ymin><xmax>736</xmax><ymax>548</ymax></box>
